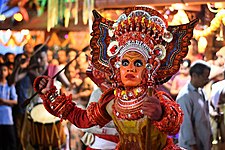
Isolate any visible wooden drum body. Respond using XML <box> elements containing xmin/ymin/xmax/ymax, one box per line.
<box><xmin>29</xmin><ymin>104</ymin><xmax>66</xmax><ymax>149</ymax></box>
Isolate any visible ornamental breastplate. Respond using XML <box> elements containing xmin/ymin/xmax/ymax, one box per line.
<box><xmin>112</xmin><ymin>114</ymin><xmax>167</xmax><ymax>150</ymax></box>
<box><xmin>112</xmin><ymin>87</ymin><xmax>167</xmax><ymax>150</ymax></box>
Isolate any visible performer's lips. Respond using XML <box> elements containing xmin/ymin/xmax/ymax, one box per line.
<box><xmin>125</xmin><ymin>74</ymin><xmax>135</xmax><ymax>79</ymax></box>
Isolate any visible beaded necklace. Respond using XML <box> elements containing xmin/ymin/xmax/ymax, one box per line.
<box><xmin>113</xmin><ymin>86</ymin><xmax>147</xmax><ymax>120</ymax></box>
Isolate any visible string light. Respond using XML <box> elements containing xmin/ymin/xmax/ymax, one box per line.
<box><xmin>0</xmin><ymin>15</ymin><xmax>6</xmax><ymax>21</ymax></box>
<box><xmin>13</xmin><ymin>13</ymin><xmax>23</xmax><ymax>22</ymax></box>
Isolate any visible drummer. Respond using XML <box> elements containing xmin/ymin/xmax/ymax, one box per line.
<box><xmin>10</xmin><ymin>43</ymin><xmax>69</xmax><ymax>149</ymax></box>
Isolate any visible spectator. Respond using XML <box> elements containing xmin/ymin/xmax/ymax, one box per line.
<box><xmin>23</xmin><ymin>43</ymin><xmax>34</xmax><ymax>58</ymax></box>
<box><xmin>0</xmin><ymin>54</ymin><xmax>4</xmax><ymax>64</ymax></box>
<box><xmin>0</xmin><ymin>63</ymin><xmax>18</xmax><ymax>150</ymax></box>
<box><xmin>170</xmin><ymin>59</ymin><xmax>191</xmax><ymax>98</ymax></box>
<box><xmin>177</xmin><ymin>60</ymin><xmax>212</xmax><ymax>150</ymax></box>
<box><xmin>4</xmin><ymin>52</ymin><xmax>16</xmax><ymax>76</ymax></box>
<box><xmin>82</xmin><ymin>45</ymin><xmax>91</xmax><ymax>59</ymax></box>
<box><xmin>210</xmin><ymin>79</ymin><xmax>225</xmax><ymax>144</ymax></box>
<box><xmin>184</xmin><ymin>38</ymin><xmax>203</xmax><ymax>63</ymax></box>
<box><xmin>4</xmin><ymin>52</ymin><xmax>15</xmax><ymax>64</ymax></box>
<box><xmin>56</xmin><ymin>49</ymin><xmax>70</xmax><ymax>88</ymax></box>
<box><xmin>67</xmin><ymin>48</ymin><xmax>78</xmax><ymax>68</ymax></box>
<box><xmin>8</xmin><ymin>53</ymin><xmax>32</xmax><ymax>150</ymax></box>
<box><xmin>214</xmin><ymin>46</ymin><xmax>225</xmax><ymax>67</ymax></box>
<box><xmin>76</xmin><ymin>51</ymin><xmax>89</xmax><ymax>75</ymax></box>
<box><xmin>73</xmin><ymin>51</ymin><xmax>94</xmax><ymax>108</ymax></box>
<box><xmin>47</xmin><ymin>49</ymin><xmax>54</xmax><ymax>64</ymax></box>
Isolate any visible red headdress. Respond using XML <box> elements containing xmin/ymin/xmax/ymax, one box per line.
<box><xmin>89</xmin><ymin>6</ymin><xmax>198</xmax><ymax>87</ymax></box>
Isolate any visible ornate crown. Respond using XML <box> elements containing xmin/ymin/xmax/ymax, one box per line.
<box><xmin>89</xmin><ymin>6</ymin><xmax>198</xmax><ymax>86</ymax></box>
<box><xmin>107</xmin><ymin>7</ymin><xmax>172</xmax><ymax>61</ymax></box>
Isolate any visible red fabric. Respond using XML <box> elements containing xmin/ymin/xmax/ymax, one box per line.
<box><xmin>33</xmin><ymin>76</ymin><xmax>115</xmax><ymax>129</ymax></box>
<box><xmin>86</xmin><ymin>147</ymin><xmax>95</xmax><ymax>150</ymax></box>
<box><xmin>94</xmin><ymin>134</ymin><xmax>119</xmax><ymax>144</ymax></box>
<box><xmin>85</xmin><ymin>135</ymin><xmax>119</xmax><ymax>150</ymax></box>
<box><xmin>47</xmin><ymin>64</ymin><xmax>57</xmax><ymax>77</ymax></box>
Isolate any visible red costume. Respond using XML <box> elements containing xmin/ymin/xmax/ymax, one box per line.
<box><xmin>34</xmin><ymin>6</ymin><xmax>198</xmax><ymax>150</ymax></box>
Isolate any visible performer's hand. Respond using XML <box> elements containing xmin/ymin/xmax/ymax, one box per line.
<box><xmin>142</xmin><ymin>95</ymin><xmax>162</xmax><ymax>121</ymax></box>
<box><xmin>34</xmin><ymin>76</ymin><xmax>75</xmax><ymax>118</ymax></box>
<box><xmin>33</xmin><ymin>75</ymin><xmax>53</xmax><ymax>94</ymax></box>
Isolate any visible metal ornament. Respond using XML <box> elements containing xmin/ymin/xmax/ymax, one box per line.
<box><xmin>162</xmin><ymin>30</ymin><xmax>173</xmax><ymax>43</ymax></box>
<box><xmin>153</xmin><ymin>44</ymin><xmax>166</xmax><ymax>60</ymax></box>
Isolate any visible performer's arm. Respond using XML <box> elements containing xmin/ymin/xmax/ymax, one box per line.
<box><xmin>152</xmin><ymin>91</ymin><xmax>183</xmax><ymax>135</ymax></box>
<box><xmin>142</xmin><ymin>90</ymin><xmax>183</xmax><ymax>135</ymax></box>
<box><xmin>33</xmin><ymin>76</ymin><xmax>112</xmax><ymax>128</ymax></box>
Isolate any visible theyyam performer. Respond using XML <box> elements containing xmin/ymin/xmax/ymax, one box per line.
<box><xmin>33</xmin><ymin>6</ymin><xmax>198</xmax><ymax>150</ymax></box>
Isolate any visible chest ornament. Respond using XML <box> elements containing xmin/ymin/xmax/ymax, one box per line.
<box><xmin>113</xmin><ymin>86</ymin><xmax>147</xmax><ymax>120</ymax></box>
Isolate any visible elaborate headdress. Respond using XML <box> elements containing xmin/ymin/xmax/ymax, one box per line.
<box><xmin>89</xmin><ymin>6</ymin><xmax>198</xmax><ymax>87</ymax></box>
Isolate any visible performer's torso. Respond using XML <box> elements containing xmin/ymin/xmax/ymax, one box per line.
<box><xmin>106</xmin><ymin>99</ymin><xmax>167</xmax><ymax>150</ymax></box>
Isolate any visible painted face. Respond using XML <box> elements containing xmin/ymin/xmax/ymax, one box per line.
<box><xmin>120</xmin><ymin>51</ymin><xmax>146</xmax><ymax>87</ymax></box>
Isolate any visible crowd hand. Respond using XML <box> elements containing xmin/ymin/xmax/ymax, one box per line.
<box><xmin>142</xmin><ymin>95</ymin><xmax>162</xmax><ymax>121</ymax></box>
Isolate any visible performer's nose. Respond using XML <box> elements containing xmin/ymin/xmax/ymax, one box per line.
<box><xmin>127</xmin><ymin>64</ymin><xmax>136</xmax><ymax>72</ymax></box>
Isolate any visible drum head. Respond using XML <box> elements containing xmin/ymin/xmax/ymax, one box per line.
<box><xmin>30</xmin><ymin>104</ymin><xmax>60</xmax><ymax>123</ymax></box>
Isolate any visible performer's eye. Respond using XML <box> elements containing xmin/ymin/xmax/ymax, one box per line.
<box><xmin>122</xmin><ymin>59</ymin><xmax>129</xmax><ymax>66</ymax></box>
<box><xmin>134</xmin><ymin>60</ymin><xmax>143</xmax><ymax>67</ymax></box>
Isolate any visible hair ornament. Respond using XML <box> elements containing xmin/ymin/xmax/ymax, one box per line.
<box><xmin>115</xmin><ymin>61</ymin><xmax>121</xmax><ymax>69</ymax></box>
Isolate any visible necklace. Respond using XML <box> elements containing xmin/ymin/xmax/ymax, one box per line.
<box><xmin>113</xmin><ymin>86</ymin><xmax>147</xmax><ymax>120</ymax></box>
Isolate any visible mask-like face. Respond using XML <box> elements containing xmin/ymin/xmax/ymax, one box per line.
<box><xmin>120</xmin><ymin>51</ymin><xmax>146</xmax><ymax>87</ymax></box>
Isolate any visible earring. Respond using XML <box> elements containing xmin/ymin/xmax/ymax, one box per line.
<box><xmin>115</xmin><ymin>61</ymin><xmax>121</xmax><ymax>68</ymax></box>
<box><xmin>146</xmin><ymin>63</ymin><xmax>152</xmax><ymax>70</ymax></box>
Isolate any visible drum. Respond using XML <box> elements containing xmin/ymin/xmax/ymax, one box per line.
<box><xmin>28</xmin><ymin>104</ymin><xmax>66</xmax><ymax>149</ymax></box>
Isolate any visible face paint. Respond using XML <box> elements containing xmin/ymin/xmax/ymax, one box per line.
<box><xmin>120</xmin><ymin>51</ymin><xmax>146</xmax><ymax>87</ymax></box>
